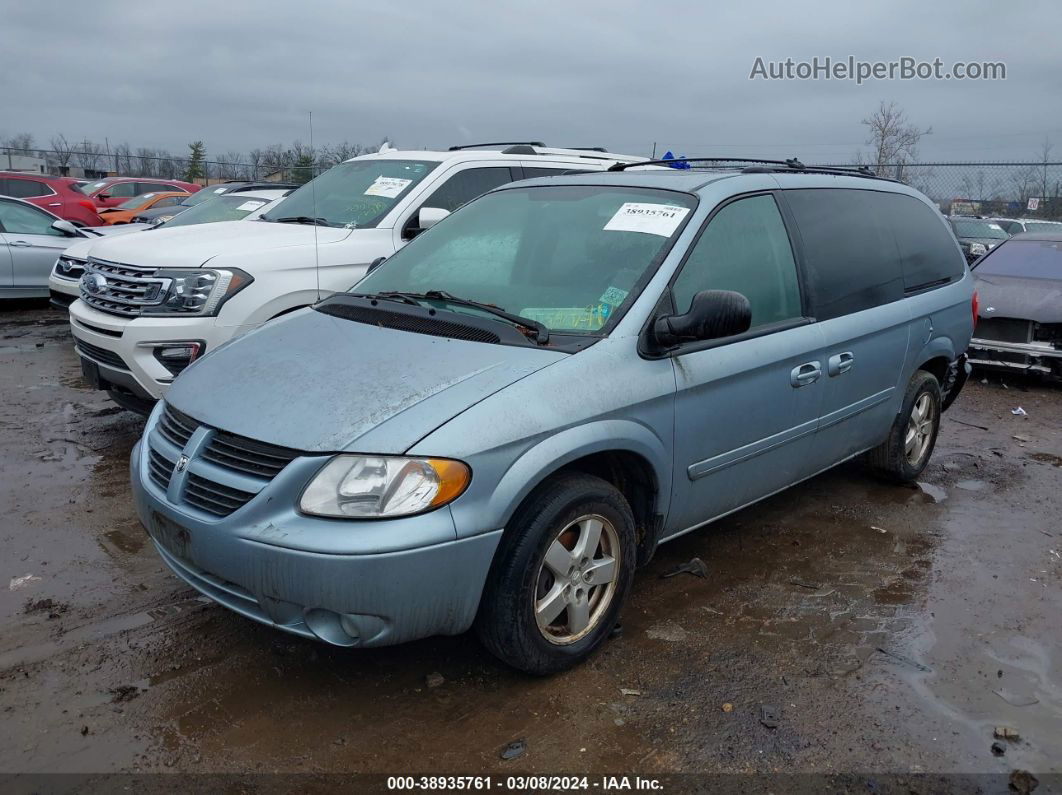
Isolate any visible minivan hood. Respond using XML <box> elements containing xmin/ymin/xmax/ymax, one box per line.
<box><xmin>85</xmin><ymin>219</ymin><xmax>352</xmax><ymax>269</ymax></box>
<box><xmin>974</xmin><ymin>273</ymin><xmax>1062</xmax><ymax>323</ymax></box>
<box><xmin>164</xmin><ymin>309</ymin><xmax>567</xmax><ymax>454</ymax></box>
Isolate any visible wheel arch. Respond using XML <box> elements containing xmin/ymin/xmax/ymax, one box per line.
<box><xmin>486</xmin><ymin>420</ymin><xmax>671</xmax><ymax>567</ymax></box>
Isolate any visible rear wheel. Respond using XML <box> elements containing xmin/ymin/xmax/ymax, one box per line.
<box><xmin>476</xmin><ymin>473</ymin><xmax>635</xmax><ymax>675</ymax></box>
<box><xmin>864</xmin><ymin>370</ymin><xmax>941</xmax><ymax>482</ymax></box>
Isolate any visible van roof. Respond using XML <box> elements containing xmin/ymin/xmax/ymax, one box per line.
<box><xmin>501</xmin><ymin>168</ymin><xmax>922</xmax><ymax>196</ymax></box>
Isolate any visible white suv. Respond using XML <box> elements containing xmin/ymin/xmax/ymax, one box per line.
<box><xmin>69</xmin><ymin>144</ymin><xmax>645</xmax><ymax>412</ymax></box>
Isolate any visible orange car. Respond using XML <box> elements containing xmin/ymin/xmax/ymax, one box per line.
<box><xmin>96</xmin><ymin>191</ymin><xmax>190</xmax><ymax>225</ymax></box>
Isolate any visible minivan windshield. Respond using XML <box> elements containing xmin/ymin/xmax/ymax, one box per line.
<box><xmin>261</xmin><ymin>159</ymin><xmax>437</xmax><ymax>228</ymax></box>
<box><xmin>353</xmin><ymin>185</ymin><xmax>697</xmax><ymax>334</ymax></box>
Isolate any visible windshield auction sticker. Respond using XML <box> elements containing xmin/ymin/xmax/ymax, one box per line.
<box><xmin>236</xmin><ymin>200</ymin><xmax>266</xmax><ymax>211</ymax></box>
<box><xmin>603</xmin><ymin>202</ymin><xmax>690</xmax><ymax>236</ymax></box>
<box><xmin>364</xmin><ymin>176</ymin><xmax>413</xmax><ymax>198</ymax></box>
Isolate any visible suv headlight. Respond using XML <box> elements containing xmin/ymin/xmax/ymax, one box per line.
<box><xmin>141</xmin><ymin>268</ymin><xmax>253</xmax><ymax>316</ymax></box>
<box><xmin>299</xmin><ymin>455</ymin><xmax>471</xmax><ymax>519</ymax></box>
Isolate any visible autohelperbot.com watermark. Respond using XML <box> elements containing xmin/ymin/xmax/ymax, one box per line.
<box><xmin>749</xmin><ymin>56</ymin><xmax>1006</xmax><ymax>84</ymax></box>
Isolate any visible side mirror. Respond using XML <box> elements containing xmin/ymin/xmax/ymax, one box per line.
<box><xmin>418</xmin><ymin>206</ymin><xmax>449</xmax><ymax>231</ymax></box>
<box><xmin>51</xmin><ymin>219</ymin><xmax>79</xmax><ymax>237</ymax></box>
<box><xmin>97</xmin><ymin>192</ymin><xmax>111</xmax><ymax>200</ymax></box>
<box><xmin>653</xmin><ymin>290</ymin><xmax>752</xmax><ymax>346</ymax></box>
<box><xmin>366</xmin><ymin>256</ymin><xmax>386</xmax><ymax>274</ymax></box>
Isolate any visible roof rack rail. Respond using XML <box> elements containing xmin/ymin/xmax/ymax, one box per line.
<box><xmin>608</xmin><ymin>156</ymin><xmax>888</xmax><ymax>180</ymax></box>
<box><xmin>448</xmin><ymin>141</ymin><xmax>545</xmax><ymax>151</ymax></box>
<box><xmin>565</xmin><ymin>147</ymin><xmax>607</xmax><ymax>152</ymax></box>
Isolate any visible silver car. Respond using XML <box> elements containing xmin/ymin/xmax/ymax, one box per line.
<box><xmin>130</xmin><ymin>163</ymin><xmax>974</xmax><ymax>673</ymax></box>
<box><xmin>0</xmin><ymin>196</ymin><xmax>90</xmax><ymax>298</ymax></box>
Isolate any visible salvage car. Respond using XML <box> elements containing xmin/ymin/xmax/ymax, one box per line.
<box><xmin>948</xmin><ymin>216</ymin><xmax>1009</xmax><ymax>262</ymax></box>
<box><xmin>78</xmin><ymin>177</ymin><xmax>200</xmax><ymax>209</ymax></box>
<box><xmin>132</xmin><ymin>182</ymin><xmax>299</xmax><ymax>225</ymax></box>
<box><xmin>987</xmin><ymin>217</ymin><xmax>1062</xmax><ymax>235</ymax></box>
<box><xmin>0</xmin><ymin>172</ymin><xmax>103</xmax><ymax>226</ymax></box>
<box><xmin>129</xmin><ymin>162</ymin><xmax>974</xmax><ymax>673</ymax></box>
<box><xmin>969</xmin><ymin>231</ymin><xmax>1062</xmax><ymax>377</ymax></box>
<box><xmin>68</xmin><ymin>143</ymin><xmax>645</xmax><ymax>413</ymax></box>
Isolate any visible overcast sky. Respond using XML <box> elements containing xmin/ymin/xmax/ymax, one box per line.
<box><xmin>3</xmin><ymin>0</ymin><xmax>1060</xmax><ymax>163</ymax></box>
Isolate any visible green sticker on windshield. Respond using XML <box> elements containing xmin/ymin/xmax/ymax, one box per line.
<box><xmin>521</xmin><ymin>307</ymin><xmax>606</xmax><ymax>331</ymax></box>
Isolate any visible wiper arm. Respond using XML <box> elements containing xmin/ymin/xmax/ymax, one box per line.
<box><xmin>383</xmin><ymin>290</ymin><xmax>550</xmax><ymax>344</ymax></box>
<box><xmin>349</xmin><ymin>291</ymin><xmax>423</xmax><ymax>307</ymax></box>
<box><xmin>270</xmin><ymin>215</ymin><xmax>334</xmax><ymax>227</ymax></box>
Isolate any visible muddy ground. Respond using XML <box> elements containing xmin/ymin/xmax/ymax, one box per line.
<box><xmin>1</xmin><ymin>302</ymin><xmax>1060</xmax><ymax>790</ymax></box>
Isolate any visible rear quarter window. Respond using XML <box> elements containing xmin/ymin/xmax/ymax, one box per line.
<box><xmin>782</xmin><ymin>188</ymin><xmax>904</xmax><ymax>320</ymax></box>
<box><xmin>875</xmin><ymin>192</ymin><xmax>965</xmax><ymax>291</ymax></box>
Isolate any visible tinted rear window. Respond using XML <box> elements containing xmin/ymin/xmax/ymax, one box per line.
<box><xmin>876</xmin><ymin>192</ymin><xmax>965</xmax><ymax>290</ymax></box>
<box><xmin>782</xmin><ymin>189</ymin><xmax>904</xmax><ymax>319</ymax></box>
<box><xmin>974</xmin><ymin>239</ymin><xmax>1062</xmax><ymax>279</ymax></box>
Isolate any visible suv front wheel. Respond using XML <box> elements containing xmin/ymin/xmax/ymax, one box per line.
<box><xmin>476</xmin><ymin>473</ymin><xmax>636</xmax><ymax>675</ymax></box>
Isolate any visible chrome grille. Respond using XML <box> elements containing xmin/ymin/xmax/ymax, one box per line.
<box><xmin>79</xmin><ymin>258</ymin><xmax>168</xmax><ymax>318</ymax></box>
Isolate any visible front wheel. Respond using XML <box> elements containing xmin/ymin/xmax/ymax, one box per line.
<box><xmin>864</xmin><ymin>370</ymin><xmax>942</xmax><ymax>482</ymax></box>
<box><xmin>476</xmin><ymin>473</ymin><xmax>636</xmax><ymax>675</ymax></box>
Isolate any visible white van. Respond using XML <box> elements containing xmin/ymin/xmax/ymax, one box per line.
<box><xmin>68</xmin><ymin>144</ymin><xmax>644</xmax><ymax>412</ymax></box>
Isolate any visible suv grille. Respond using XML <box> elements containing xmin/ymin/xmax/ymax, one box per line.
<box><xmin>148</xmin><ymin>403</ymin><xmax>303</xmax><ymax>518</ymax></box>
<box><xmin>80</xmin><ymin>259</ymin><xmax>168</xmax><ymax>318</ymax></box>
<box><xmin>75</xmin><ymin>340</ymin><xmax>128</xmax><ymax>370</ymax></box>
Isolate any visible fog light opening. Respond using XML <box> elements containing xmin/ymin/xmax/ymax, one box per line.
<box><xmin>143</xmin><ymin>341</ymin><xmax>205</xmax><ymax>377</ymax></box>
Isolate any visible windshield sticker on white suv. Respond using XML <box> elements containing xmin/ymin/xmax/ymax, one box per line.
<box><xmin>599</xmin><ymin>286</ymin><xmax>629</xmax><ymax>307</ymax></box>
<box><xmin>237</xmin><ymin>200</ymin><xmax>266</xmax><ymax>211</ymax></box>
<box><xmin>364</xmin><ymin>176</ymin><xmax>413</xmax><ymax>198</ymax></box>
<box><xmin>603</xmin><ymin>203</ymin><xmax>690</xmax><ymax>237</ymax></box>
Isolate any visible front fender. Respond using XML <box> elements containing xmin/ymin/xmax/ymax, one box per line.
<box><xmin>448</xmin><ymin>419</ymin><xmax>672</xmax><ymax>541</ymax></box>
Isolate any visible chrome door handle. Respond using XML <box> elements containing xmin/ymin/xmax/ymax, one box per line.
<box><xmin>48</xmin><ymin>202</ymin><xmax>62</xmax><ymax>207</ymax></box>
<box><xmin>790</xmin><ymin>361</ymin><xmax>822</xmax><ymax>387</ymax></box>
<box><xmin>828</xmin><ymin>351</ymin><xmax>855</xmax><ymax>376</ymax></box>
<box><xmin>9</xmin><ymin>240</ymin><xmax>32</xmax><ymax>247</ymax></box>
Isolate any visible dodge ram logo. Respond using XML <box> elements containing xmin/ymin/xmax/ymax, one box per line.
<box><xmin>81</xmin><ymin>273</ymin><xmax>108</xmax><ymax>295</ymax></box>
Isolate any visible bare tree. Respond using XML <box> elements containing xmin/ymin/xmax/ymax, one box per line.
<box><xmin>2</xmin><ymin>132</ymin><xmax>36</xmax><ymax>155</ymax></box>
<box><xmin>74</xmin><ymin>139</ymin><xmax>105</xmax><ymax>172</ymax></box>
<box><xmin>49</xmin><ymin>134</ymin><xmax>76</xmax><ymax>173</ymax></box>
<box><xmin>114</xmin><ymin>142</ymin><xmax>134</xmax><ymax>176</ymax></box>
<box><xmin>857</xmin><ymin>101</ymin><xmax>932</xmax><ymax>181</ymax></box>
<box><xmin>216</xmin><ymin>151</ymin><xmax>247</xmax><ymax>181</ymax></box>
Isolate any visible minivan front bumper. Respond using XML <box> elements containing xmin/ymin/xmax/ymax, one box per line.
<box><xmin>130</xmin><ymin>409</ymin><xmax>502</xmax><ymax>647</ymax></box>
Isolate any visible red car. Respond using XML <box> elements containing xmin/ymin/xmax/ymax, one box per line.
<box><xmin>79</xmin><ymin>177</ymin><xmax>201</xmax><ymax>209</ymax></box>
<box><xmin>0</xmin><ymin>172</ymin><xmax>102</xmax><ymax>226</ymax></box>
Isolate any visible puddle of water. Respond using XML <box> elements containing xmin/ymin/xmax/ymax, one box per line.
<box><xmin>916</xmin><ymin>482</ymin><xmax>948</xmax><ymax>503</ymax></box>
<box><xmin>955</xmin><ymin>479</ymin><xmax>987</xmax><ymax>492</ymax></box>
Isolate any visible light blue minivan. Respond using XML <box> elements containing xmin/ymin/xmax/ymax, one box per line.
<box><xmin>130</xmin><ymin>162</ymin><xmax>974</xmax><ymax>673</ymax></box>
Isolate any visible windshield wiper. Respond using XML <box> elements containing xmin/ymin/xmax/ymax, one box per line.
<box><xmin>375</xmin><ymin>290</ymin><xmax>550</xmax><ymax>344</ymax></box>
<box><xmin>270</xmin><ymin>215</ymin><xmax>334</xmax><ymax>227</ymax></box>
<box><xmin>350</xmin><ymin>291</ymin><xmax>422</xmax><ymax>307</ymax></box>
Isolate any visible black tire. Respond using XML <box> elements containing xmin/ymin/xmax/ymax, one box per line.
<box><xmin>475</xmin><ymin>473</ymin><xmax>636</xmax><ymax>675</ymax></box>
<box><xmin>864</xmin><ymin>370</ymin><xmax>942</xmax><ymax>482</ymax></box>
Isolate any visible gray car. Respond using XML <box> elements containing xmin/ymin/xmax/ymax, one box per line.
<box><xmin>130</xmin><ymin>163</ymin><xmax>974</xmax><ymax>673</ymax></box>
<box><xmin>0</xmin><ymin>196</ymin><xmax>92</xmax><ymax>298</ymax></box>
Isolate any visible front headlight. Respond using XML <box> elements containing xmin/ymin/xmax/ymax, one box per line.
<box><xmin>299</xmin><ymin>455</ymin><xmax>471</xmax><ymax>519</ymax></box>
<box><xmin>141</xmin><ymin>268</ymin><xmax>253</xmax><ymax>316</ymax></box>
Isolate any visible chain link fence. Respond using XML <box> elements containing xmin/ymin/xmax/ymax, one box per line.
<box><xmin>4</xmin><ymin>146</ymin><xmax>1062</xmax><ymax>220</ymax></box>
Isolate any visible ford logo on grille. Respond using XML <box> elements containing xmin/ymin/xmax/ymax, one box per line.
<box><xmin>81</xmin><ymin>273</ymin><xmax>108</xmax><ymax>295</ymax></box>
